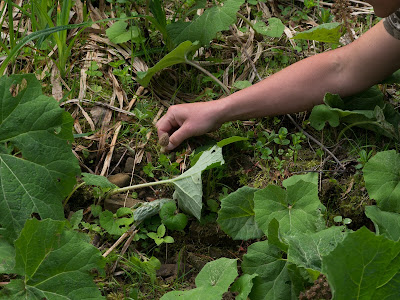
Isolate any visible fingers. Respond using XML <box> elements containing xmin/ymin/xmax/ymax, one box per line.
<box><xmin>167</xmin><ymin>124</ymin><xmax>194</xmax><ymax>150</ymax></box>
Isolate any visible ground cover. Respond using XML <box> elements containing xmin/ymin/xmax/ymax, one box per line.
<box><xmin>0</xmin><ymin>0</ymin><xmax>400</xmax><ymax>299</ymax></box>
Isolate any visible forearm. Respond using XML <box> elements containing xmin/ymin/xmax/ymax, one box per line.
<box><xmin>215</xmin><ymin>21</ymin><xmax>400</xmax><ymax>123</ymax></box>
<box><xmin>217</xmin><ymin>50</ymin><xmax>346</xmax><ymax>122</ymax></box>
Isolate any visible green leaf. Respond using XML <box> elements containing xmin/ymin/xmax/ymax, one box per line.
<box><xmin>91</xmin><ymin>204</ymin><xmax>102</xmax><ymax>218</ymax></box>
<box><xmin>106</xmin><ymin>20</ymin><xmax>140</xmax><ymax>44</ymax></box>
<box><xmin>242</xmin><ymin>241</ymin><xmax>305</xmax><ymax>299</ymax></box>
<box><xmin>161</xmin><ymin>258</ymin><xmax>238</xmax><ymax>300</ymax></box>
<box><xmin>309</xmin><ymin>89</ymin><xmax>400</xmax><ymax>139</ymax></box>
<box><xmin>163</xmin><ymin>236</ymin><xmax>174</xmax><ymax>243</ymax></box>
<box><xmin>282</xmin><ymin>173</ymin><xmax>318</xmax><ymax>189</ymax></box>
<box><xmin>333</xmin><ymin>215</ymin><xmax>343</xmax><ymax>223</ymax></box>
<box><xmin>253</xmin><ymin>18</ymin><xmax>285</xmax><ymax>38</ymax></box>
<box><xmin>254</xmin><ymin>180</ymin><xmax>324</xmax><ymax>235</ymax></box>
<box><xmin>116</xmin><ymin>207</ymin><xmax>133</xmax><ymax>218</ymax></box>
<box><xmin>322</xmin><ymin>227</ymin><xmax>400</xmax><ymax>299</ymax></box>
<box><xmin>285</xmin><ymin>226</ymin><xmax>346</xmax><ymax>271</ymax></box>
<box><xmin>133</xmin><ymin>198</ymin><xmax>173</xmax><ymax>222</ymax></box>
<box><xmin>82</xmin><ymin>172</ymin><xmax>118</xmax><ymax>189</ymax></box>
<box><xmin>230</xmin><ymin>274</ymin><xmax>258</xmax><ymax>300</ymax></box>
<box><xmin>267</xmin><ymin>219</ymin><xmax>288</xmax><ymax>252</ymax></box>
<box><xmin>293</xmin><ymin>22</ymin><xmax>342</xmax><ymax>43</ymax></box>
<box><xmin>217</xmin><ymin>186</ymin><xmax>263</xmax><ymax>240</ymax></box>
<box><xmin>137</xmin><ymin>41</ymin><xmax>200</xmax><ymax>87</ymax></box>
<box><xmin>0</xmin><ymin>74</ymin><xmax>80</xmax><ymax>241</ymax></box>
<box><xmin>365</xmin><ymin>206</ymin><xmax>400</xmax><ymax>241</ymax></box>
<box><xmin>166</xmin><ymin>0</ymin><xmax>245</xmax><ymax>47</ymax></box>
<box><xmin>195</xmin><ymin>258</ymin><xmax>237</xmax><ymax>291</ymax></box>
<box><xmin>0</xmin><ymin>219</ymin><xmax>105</xmax><ymax>299</ymax></box>
<box><xmin>160</xmin><ymin>202</ymin><xmax>188</xmax><ymax>231</ymax></box>
<box><xmin>233</xmin><ymin>80</ymin><xmax>252</xmax><ymax>90</ymax></box>
<box><xmin>172</xmin><ymin>145</ymin><xmax>224</xmax><ymax>220</ymax></box>
<box><xmin>69</xmin><ymin>209</ymin><xmax>83</xmax><ymax>230</ymax></box>
<box><xmin>0</xmin><ymin>237</ymin><xmax>15</xmax><ymax>273</ymax></box>
<box><xmin>309</xmin><ymin>104</ymin><xmax>340</xmax><ymax>130</ymax></box>
<box><xmin>216</xmin><ymin>136</ymin><xmax>248</xmax><ymax>147</ymax></box>
<box><xmin>363</xmin><ymin>150</ymin><xmax>400</xmax><ymax>213</ymax></box>
<box><xmin>99</xmin><ymin>210</ymin><xmax>133</xmax><ymax>236</ymax></box>
<box><xmin>157</xmin><ymin>223</ymin><xmax>166</xmax><ymax>237</ymax></box>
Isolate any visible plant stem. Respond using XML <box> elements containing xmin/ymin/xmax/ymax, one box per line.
<box><xmin>185</xmin><ymin>58</ymin><xmax>231</xmax><ymax>96</ymax></box>
<box><xmin>107</xmin><ymin>178</ymin><xmax>175</xmax><ymax>197</ymax></box>
<box><xmin>64</xmin><ymin>182</ymin><xmax>85</xmax><ymax>207</ymax></box>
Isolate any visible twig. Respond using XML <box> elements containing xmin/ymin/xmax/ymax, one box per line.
<box><xmin>102</xmin><ymin>223</ymin><xmax>139</xmax><ymax>258</ymax></box>
<box><xmin>229</xmin><ymin>25</ymin><xmax>345</xmax><ymax>170</ymax></box>
<box><xmin>286</xmin><ymin>114</ymin><xmax>345</xmax><ymax>169</ymax></box>
<box><xmin>100</xmin><ymin>121</ymin><xmax>122</xmax><ymax>176</ymax></box>
<box><xmin>110</xmin><ymin>228</ymin><xmax>139</xmax><ymax>273</ymax></box>
<box><xmin>185</xmin><ymin>59</ymin><xmax>231</xmax><ymax>96</ymax></box>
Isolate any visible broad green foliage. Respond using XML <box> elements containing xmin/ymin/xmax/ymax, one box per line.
<box><xmin>166</xmin><ymin>0</ymin><xmax>245</xmax><ymax>47</ymax></box>
<box><xmin>310</xmin><ymin>88</ymin><xmax>400</xmax><ymax>140</ymax></box>
<box><xmin>137</xmin><ymin>41</ymin><xmax>200</xmax><ymax>87</ymax></box>
<box><xmin>285</xmin><ymin>226</ymin><xmax>346</xmax><ymax>271</ymax></box>
<box><xmin>242</xmin><ymin>241</ymin><xmax>305</xmax><ymax>300</ymax></box>
<box><xmin>0</xmin><ymin>238</ymin><xmax>15</xmax><ymax>273</ymax></box>
<box><xmin>161</xmin><ymin>258</ymin><xmax>238</xmax><ymax>300</ymax></box>
<box><xmin>172</xmin><ymin>145</ymin><xmax>224</xmax><ymax>220</ymax></box>
<box><xmin>82</xmin><ymin>172</ymin><xmax>118</xmax><ymax>189</ymax></box>
<box><xmin>282</xmin><ymin>172</ymin><xmax>318</xmax><ymax>188</ymax></box>
<box><xmin>230</xmin><ymin>274</ymin><xmax>257</xmax><ymax>300</ymax></box>
<box><xmin>363</xmin><ymin>150</ymin><xmax>400</xmax><ymax>213</ymax></box>
<box><xmin>106</xmin><ymin>20</ymin><xmax>140</xmax><ymax>44</ymax></box>
<box><xmin>292</xmin><ymin>22</ymin><xmax>342</xmax><ymax>43</ymax></box>
<box><xmin>0</xmin><ymin>74</ymin><xmax>80</xmax><ymax>241</ymax></box>
<box><xmin>254</xmin><ymin>180</ymin><xmax>325</xmax><ymax>235</ymax></box>
<box><xmin>253</xmin><ymin>17</ymin><xmax>285</xmax><ymax>38</ymax></box>
<box><xmin>366</xmin><ymin>206</ymin><xmax>400</xmax><ymax>241</ymax></box>
<box><xmin>217</xmin><ymin>186</ymin><xmax>263</xmax><ymax>240</ymax></box>
<box><xmin>322</xmin><ymin>227</ymin><xmax>400</xmax><ymax>299</ymax></box>
<box><xmin>0</xmin><ymin>219</ymin><xmax>105</xmax><ymax>300</ymax></box>
<box><xmin>159</xmin><ymin>201</ymin><xmax>188</xmax><ymax>231</ymax></box>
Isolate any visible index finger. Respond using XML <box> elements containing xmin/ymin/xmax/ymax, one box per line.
<box><xmin>156</xmin><ymin>112</ymin><xmax>179</xmax><ymax>137</ymax></box>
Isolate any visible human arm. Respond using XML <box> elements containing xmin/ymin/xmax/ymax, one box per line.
<box><xmin>157</xmin><ymin>21</ymin><xmax>400</xmax><ymax>150</ymax></box>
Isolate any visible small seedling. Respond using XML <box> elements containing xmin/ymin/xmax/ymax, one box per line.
<box><xmin>147</xmin><ymin>224</ymin><xmax>174</xmax><ymax>246</ymax></box>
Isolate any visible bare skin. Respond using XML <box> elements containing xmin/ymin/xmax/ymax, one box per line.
<box><xmin>156</xmin><ymin>2</ymin><xmax>400</xmax><ymax>151</ymax></box>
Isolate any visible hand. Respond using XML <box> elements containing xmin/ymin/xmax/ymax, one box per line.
<box><xmin>156</xmin><ymin>101</ymin><xmax>225</xmax><ymax>150</ymax></box>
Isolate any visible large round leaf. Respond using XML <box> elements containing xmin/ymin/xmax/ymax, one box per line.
<box><xmin>363</xmin><ymin>150</ymin><xmax>400</xmax><ymax>213</ymax></box>
<box><xmin>254</xmin><ymin>180</ymin><xmax>324</xmax><ymax>235</ymax></box>
<box><xmin>0</xmin><ymin>219</ymin><xmax>105</xmax><ymax>299</ymax></box>
<box><xmin>217</xmin><ymin>186</ymin><xmax>263</xmax><ymax>240</ymax></box>
<box><xmin>0</xmin><ymin>74</ymin><xmax>80</xmax><ymax>240</ymax></box>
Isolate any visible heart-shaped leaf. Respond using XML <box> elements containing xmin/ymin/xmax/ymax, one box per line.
<box><xmin>217</xmin><ymin>186</ymin><xmax>263</xmax><ymax>240</ymax></box>
<box><xmin>0</xmin><ymin>74</ymin><xmax>80</xmax><ymax>241</ymax></box>
<box><xmin>363</xmin><ymin>150</ymin><xmax>400</xmax><ymax>213</ymax></box>
<box><xmin>254</xmin><ymin>180</ymin><xmax>325</xmax><ymax>235</ymax></box>
<box><xmin>0</xmin><ymin>219</ymin><xmax>105</xmax><ymax>299</ymax></box>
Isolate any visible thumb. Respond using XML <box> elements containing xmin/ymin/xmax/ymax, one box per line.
<box><xmin>166</xmin><ymin>124</ymin><xmax>193</xmax><ymax>150</ymax></box>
